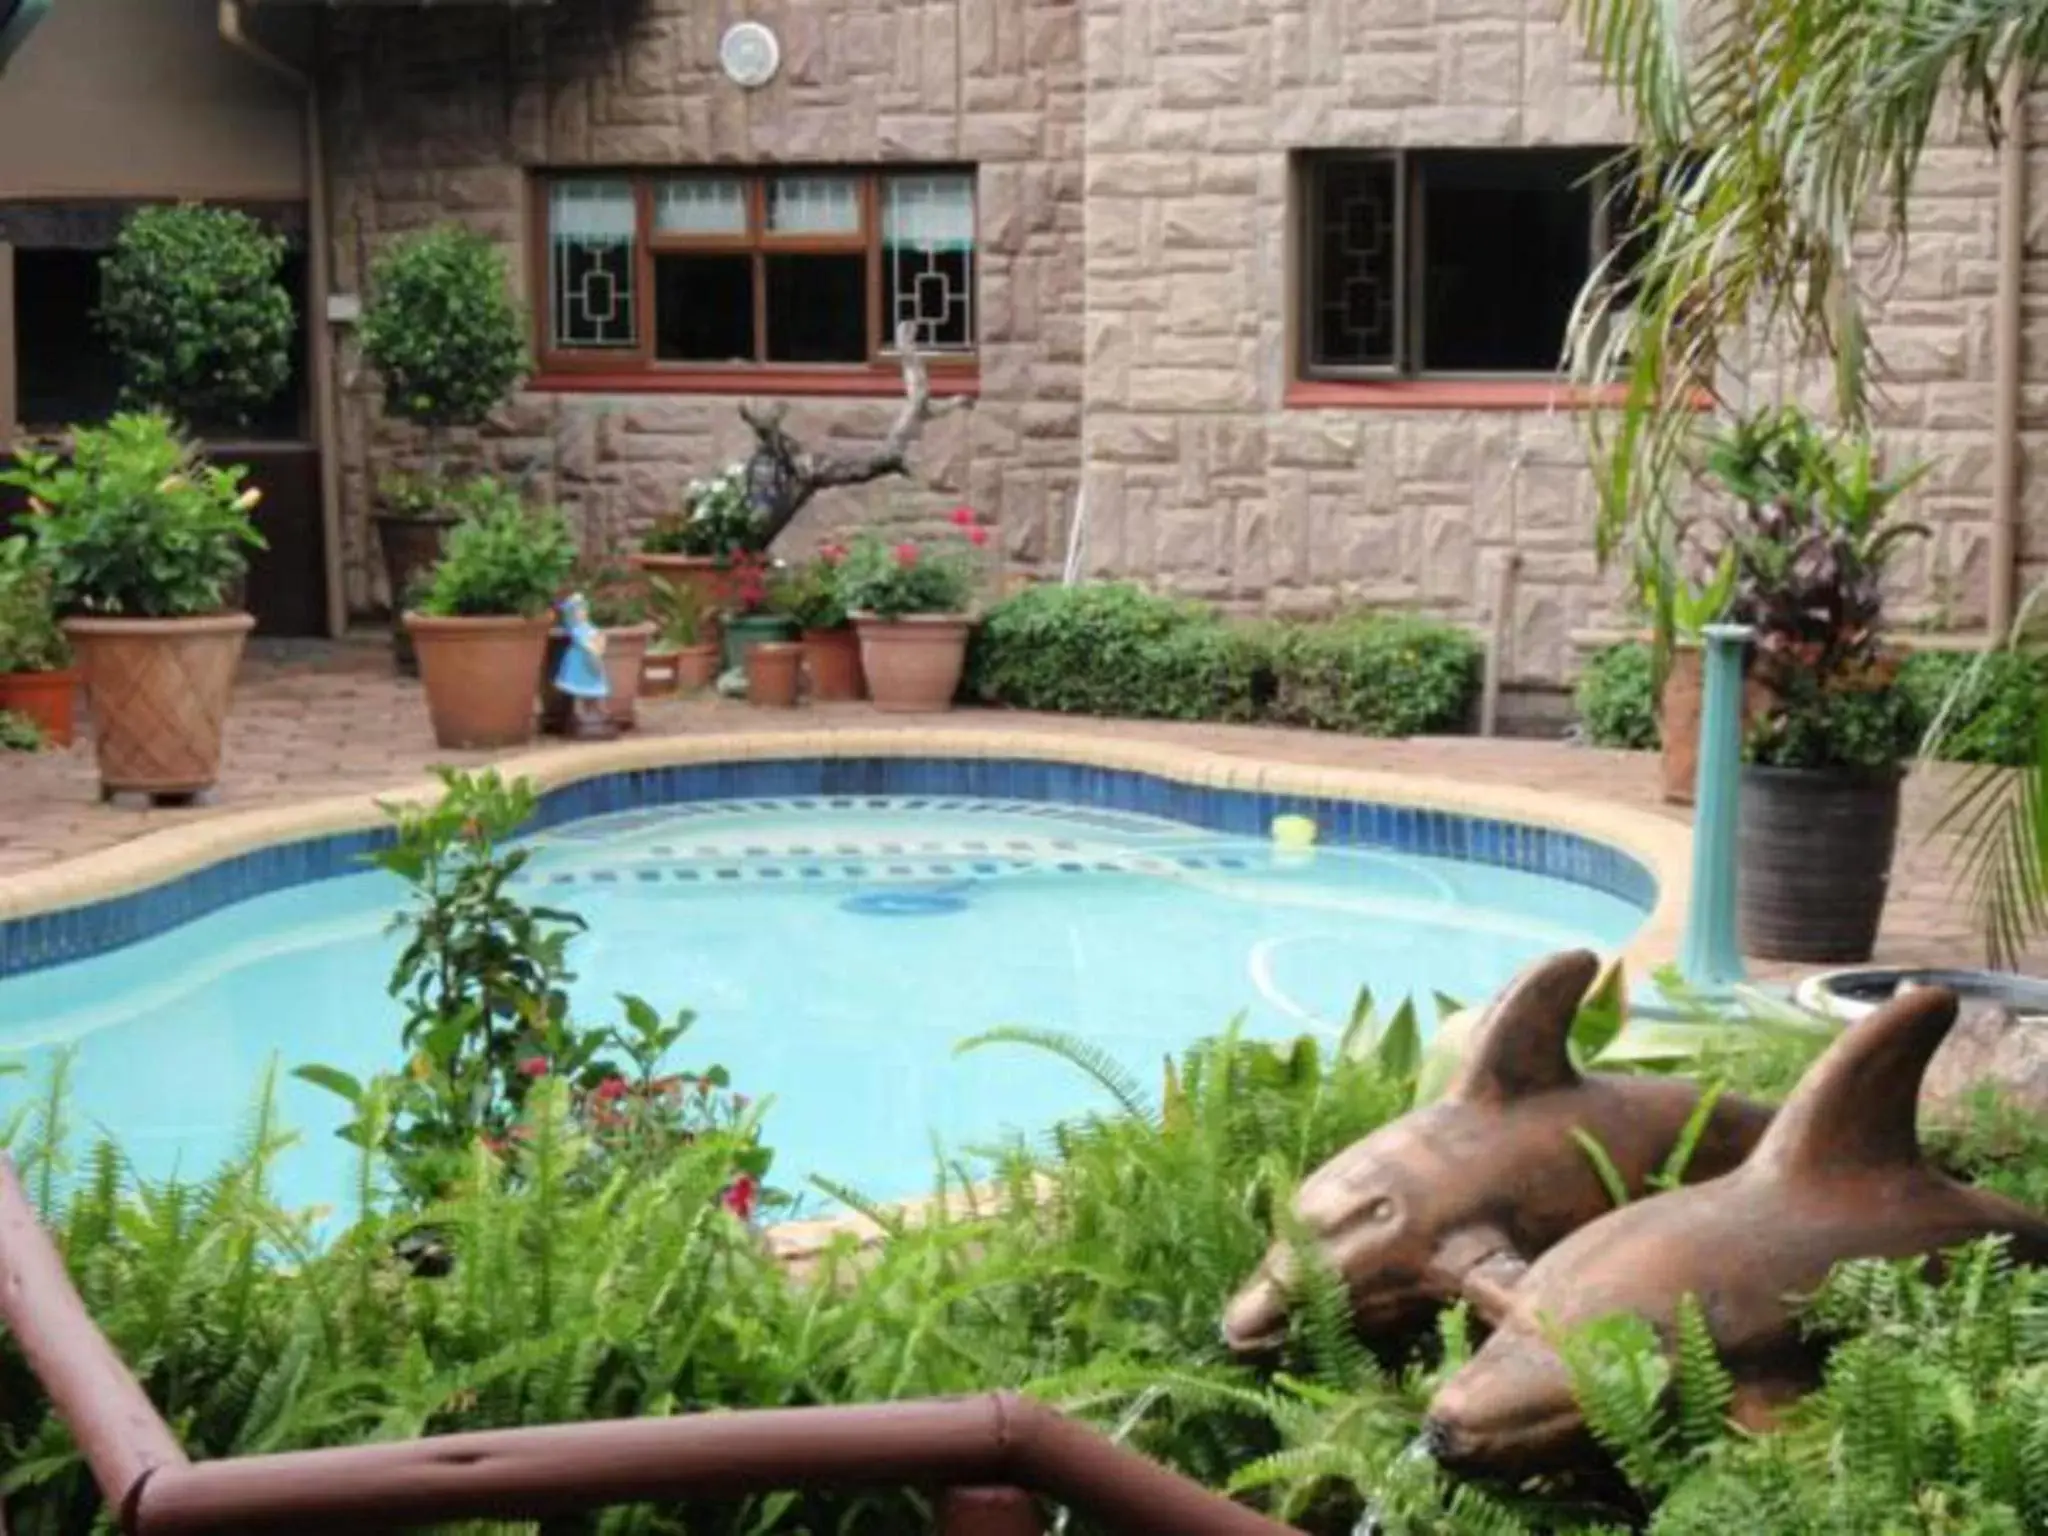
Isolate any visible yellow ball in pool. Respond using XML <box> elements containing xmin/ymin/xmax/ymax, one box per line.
<box><xmin>1271</xmin><ymin>814</ymin><xmax>1318</xmax><ymax>850</ymax></box>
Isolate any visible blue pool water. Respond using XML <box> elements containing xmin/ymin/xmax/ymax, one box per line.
<box><xmin>0</xmin><ymin>798</ymin><xmax>1644</xmax><ymax>1214</ymax></box>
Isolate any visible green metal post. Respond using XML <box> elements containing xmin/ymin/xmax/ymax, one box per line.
<box><xmin>1677</xmin><ymin>622</ymin><xmax>1751</xmax><ymax>994</ymax></box>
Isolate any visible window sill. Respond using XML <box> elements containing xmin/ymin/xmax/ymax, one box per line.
<box><xmin>1283</xmin><ymin>379</ymin><xmax>1698</xmax><ymax>412</ymax></box>
<box><xmin>528</xmin><ymin>367</ymin><xmax>981</xmax><ymax>400</ymax></box>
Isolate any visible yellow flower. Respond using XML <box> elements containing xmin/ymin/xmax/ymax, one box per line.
<box><xmin>233</xmin><ymin>488</ymin><xmax>263</xmax><ymax>513</ymax></box>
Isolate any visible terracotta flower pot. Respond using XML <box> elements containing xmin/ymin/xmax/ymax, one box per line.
<box><xmin>640</xmin><ymin>650</ymin><xmax>681</xmax><ymax>698</ymax></box>
<box><xmin>854</xmin><ymin>613</ymin><xmax>972</xmax><ymax>713</ymax></box>
<box><xmin>0</xmin><ymin>668</ymin><xmax>79</xmax><ymax>747</ymax></box>
<box><xmin>746</xmin><ymin>641</ymin><xmax>803</xmax><ymax>708</ymax></box>
<box><xmin>63</xmin><ymin>613</ymin><xmax>254</xmax><ymax>797</ymax></box>
<box><xmin>672</xmin><ymin>641</ymin><xmax>722</xmax><ymax>692</ymax></box>
<box><xmin>599</xmin><ymin>622</ymin><xmax>656</xmax><ymax>728</ymax></box>
<box><xmin>802</xmin><ymin>626</ymin><xmax>865</xmax><ymax>702</ymax></box>
<box><xmin>373</xmin><ymin>514</ymin><xmax>457</xmax><ymax>677</ymax></box>
<box><xmin>405</xmin><ymin>612</ymin><xmax>552</xmax><ymax>750</ymax></box>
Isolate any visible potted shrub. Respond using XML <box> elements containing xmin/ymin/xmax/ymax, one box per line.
<box><xmin>839</xmin><ymin>508</ymin><xmax>987</xmax><ymax>713</ymax></box>
<box><xmin>719</xmin><ymin>553</ymin><xmax>798</xmax><ymax>674</ymax></box>
<box><xmin>405</xmin><ymin>493</ymin><xmax>574</xmax><ymax>750</ymax></box>
<box><xmin>359</xmin><ymin>225</ymin><xmax>529</xmax><ymax>673</ymax></box>
<box><xmin>775</xmin><ymin>546</ymin><xmax>864</xmax><ymax>701</ymax></box>
<box><xmin>0</xmin><ymin>535</ymin><xmax>76</xmax><ymax>746</ymax></box>
<box><xmin>633</xmin><ymin>463</ymin><xmax>767</xmax><ymax>633</ymax></box>
<box><xmin>541</xmin><ymin>560</ymin><xmax>658</xmax><ymax>733</ymax></box>
<box><xmin>0</xmin><ymin>412</ymin><xmax>264</xmax><ymax>800</ymax></box>
<box><xmin>1721</xmin><ymin>412</ymin><xmax>1930</xmax><ymax>962</ymax></box>
<box><xmin>643</xmin><ymin>576</ymin><xmax>721</xmax><ymax>694</ymax></box>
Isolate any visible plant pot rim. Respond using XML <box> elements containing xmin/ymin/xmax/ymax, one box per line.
<box><xmin>724</xmin><ymin>612</ymin><xmax>798</xmax><ymax>628</ymax></box>
<box><xmin>631</xmin><ymin>550</ymin><xmax>731</xmax><ymax>566</ymax></box>
<box><xmin>61</xmin><ymin>611</ymin><xmax>255</xmax><ymax>638</ymax></box>
<box><xmin>403</xmin><ymin>611</ymin><xmax>553</xmax><ymax>634</ymax></box>
<box><xmin>0</xmin><ymin>665</ymin><xmax>79</xmax><ymax>682</ymax></box>
<box><xmin>1740</xmin><ymin>761</ymin><xmax>1904</xmax><ymax>788</ymax></box>
<box><xmin>600</xmin><ymin>621</ymin><xmax>658</xmax><ymax>639</ymax></box>
<box><xmin>748</xmin><ymin>640</ymin><xmax>803</xmax><ymax>655</ymax></box>
<box><xmin>1797</xmin><ymin>966</ymin><xmax>2048</xmax><ymax>1019</ymax></box>
<box><xmin>851</xmin><ymin>610</ymin><xmax>973</xmax><ymax>625</ymax></box>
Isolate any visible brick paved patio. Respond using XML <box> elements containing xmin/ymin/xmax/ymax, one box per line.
<box><xmin>0</xmin><ymin>639</ymin><xmax>2023</xmax><ymax>979</ymax></box>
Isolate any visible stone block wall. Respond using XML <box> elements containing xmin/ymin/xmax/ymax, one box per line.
<box><xmin>323</xmin><ymin>0</ymin><xmax>2029</xmax><ymax>693</ymax></box>
<box><xmin>321</xmin><ymin>0</ymin><xmax>1083</xmax><ymax>615</ymax></box>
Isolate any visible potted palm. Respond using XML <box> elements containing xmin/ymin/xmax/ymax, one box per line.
<box><xmin>838</xmin><ymin>508</ymin><xmax>987</xmax><ymax>713</ymax></box>
<box><xmin>541</xmin><ymin>560</ymin><xmax>658</xmax><ymax>733</ymax></box>
<box><xmin>405</xmin><ymin>493</ymin><xmax>574</xmax><ymax>750</ymax></box>
<box><xmin>775</xmin><ymin>546</ymin><xmax>864</xmax><ymax>702</ymax></box>
<box><xmin>0</xmin><ymin>412</ymin><xmax>264</xmax><ymax>800</ymax></box>
<box><xmin>359</xmin><ymin>226</ymin><xmax>529</xmax><ymax>674</ymax></box>
<box><xmin>1720</xmin><ymin>410</ymin><xmax>1929</xmax><ymax>962</ymax></box>
<box><xmin>642</xmin><ymin>576</ymin><xmax>721</xmax><ymax>695</ymax></box>
<box><xmin>0</xmin><ymin>535</ymin><xmax>76</xmax><ymax>746</ymax></box>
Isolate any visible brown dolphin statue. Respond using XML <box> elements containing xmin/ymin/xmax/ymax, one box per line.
<box><xmin>1425</xmin><ymin>983</ymin><xmax>2048</xmax><ymax>1479</ymax></box>
<box><xmin>1221</xmin><ymin>949</ymin><xmax>1774</xmax><ymax>1353</ymax></box>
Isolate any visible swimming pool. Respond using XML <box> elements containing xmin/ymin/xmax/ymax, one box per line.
<box><xmin>0</xmin><ymin>768</ymin><xmax>1650</xmax><ymax>1215</ymax></box>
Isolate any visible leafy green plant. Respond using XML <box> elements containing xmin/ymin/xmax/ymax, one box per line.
<box><xmin>359</xmin><ymin>226</ymin><xmax>527</xmax><ymax>431</ymax></box>
<box><xmin>0</xmin><ymin>709</ymin><xmax>42</xmax><ymax>752</ymax></box>
<box><xmin>645</xmin><ymin>576</ymin><xmax>711</xmax><ymax>649</ymax></box>
<box><xmin>1576</xmin><ymin>642</ymin><xmax>1659</xmax><ymax>749</ymax></box>
<box><xmin>97</xmin><ymin>204</ymin><xmax>294</xmax><ymax>431</ymax></box>
<box><xmin>641</xmin><ymin>464</ymin><xmax>766</xmax><ymax>559</ymax></box>
<box><xmin>377</xmin><ymin>470</ymin><xmax>528</xmax><ymax>524</ymax></box>
<box><xmin>0</xmin><ymin>412</ymin><xmax>266</xmax><ymax>617</ymax></box>
<box><xmin>574</xmin><ymin>560</ymin><xmax>648</xmax><ymax>628</ymax></box>
<box><xmin>415</xmin><ymin>496</ymin><xmax>574</xmax><ymax>619</ymax></box>
<box><xmin>1267</xmin><ymin>613</ymin><xmax>1482</xmax><ymax>737</ymax></box>
<box><xmin>1746</xmin><ymin>663</ymin><xmax>1923</xmax><ymax>774</ymax></box>
<box><xmin>1901</xmin><ymin>649</ymin><xmax>2045</xmax><ymax>769</ymax></box>
<box><xmin>0</xmin><ymin>537</ymin><xmax>67</xmax><ymax>673</ymax></box>
<box><xmin>770</xmin><ymin>550</ymin><xmax>850</xmax><ymax>631</ymax></box>
<box><xmin>836</xmin><ymin>519</ymin><xmax>983</xmax><ymax>619</ymax></box>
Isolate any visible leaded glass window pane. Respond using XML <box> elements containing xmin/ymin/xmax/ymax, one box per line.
<box><xmin>548</xmin><ymin>179</ymin><xmax>637</xmax><ymax>350</ymax></box>
<box><xmin>881</xmin><ymin>173</ymin><xmax>974</xmax><ymax>351</ymax></box>
<box><xmin>1310</xmin><ymin>160</ymin><xmax>1397</xmax><ymax>369</ymax></box>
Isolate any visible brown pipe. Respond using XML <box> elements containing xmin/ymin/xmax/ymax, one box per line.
<box><xmin>0</xmin><ymin>1164</ymin><xmax>188</xmax><ymax>1524</ymax></box>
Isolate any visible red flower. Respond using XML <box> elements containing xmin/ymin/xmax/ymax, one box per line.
<box><xmin>594</xmin><ymin>1076</ymin><xmax>629</xmax><ymax>1103</ymax></box>
<box><xmin>481</xmin><ymin>1135</ymin><xmax>507</xmax><ymax>1156</ymax></box>
<box><xmin>949</xmin><ymin>505</ymin><xmax>977</xmax><ymax>528</ymax></box>
<box><xmin>967</xmin><ymin>526</ymin><xmax>989</xmax><ymax>547</ymax></box>
<box><xmin>819</xmin><ymin>543</ymin><xmax>847</xmax><ymax>565</ymax></box>
<box><xmin>894</xmin><ymin>542</ymin><xmax>920</xmax><ymax>568</ymax></box>
<box><xmin>722</xmin><ymin>1173</ymin><xmax>758</xmax><ymax>1221</ymax></box>
<box><xmin>517</xmin><ymin>1056</ymin><xmax>550</xmax><ymax>1078</ymax></box>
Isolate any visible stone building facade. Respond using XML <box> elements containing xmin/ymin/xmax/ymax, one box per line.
<box><xmin>319</xmin><ymin>0</ymin><xmax>2032</xmax><ymax>697</ymax></box>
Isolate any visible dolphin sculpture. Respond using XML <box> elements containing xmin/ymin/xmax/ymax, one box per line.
<box><xmin>1425</xmin><ymin>983</ymin><xmax>2048</xmax><ymax>1479</ymax></box>
<box><xmin>1221</xmin><ymin>950</ymin><xmax>1774</xmax><ymax>1353</ymax></box>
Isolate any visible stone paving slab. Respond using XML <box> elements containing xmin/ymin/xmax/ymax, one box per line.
<box><xmin>0</xmin><ymin>639</ymin><xmax>2024</xmax><ymax>980</ymax></box>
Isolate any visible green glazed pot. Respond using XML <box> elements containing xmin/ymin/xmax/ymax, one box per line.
<box><xmin>722</xmin><ymin>613</ymin><xmax>798</xmax><ymax>672</ymax></box>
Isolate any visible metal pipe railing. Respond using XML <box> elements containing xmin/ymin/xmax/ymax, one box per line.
<box><xmin>0</xmin><ymin>1161</ymin><xmax>1295</xmax><ymax>1536</ymax></box>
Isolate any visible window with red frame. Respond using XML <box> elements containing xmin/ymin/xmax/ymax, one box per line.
<box><xmin>538</xmin><ymin>170</ymin><xmax>977</xmax><ymax>372</ymax></box>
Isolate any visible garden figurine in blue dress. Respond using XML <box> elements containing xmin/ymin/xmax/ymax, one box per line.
<box><xmin>554</xmin><ymin>593</ymin><xmax>616</xmax><ymax>740</ymax></box>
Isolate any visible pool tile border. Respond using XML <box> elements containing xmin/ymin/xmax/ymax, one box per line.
<box><xmin>0</xmin><ymin>730</ymin><xmax>1690</xmax><ymax>980</ymax></box>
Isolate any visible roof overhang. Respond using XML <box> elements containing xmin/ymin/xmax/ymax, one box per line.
<box><xmin>0</xmin><ymin>0</ymin><xmax>52</xmax><ymax>73</ymax></box>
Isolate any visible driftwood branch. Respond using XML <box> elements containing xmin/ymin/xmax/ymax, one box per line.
<box><xmin>740</xmin><ymin>322</ymin><xmax>973</xmax><ymax>546</ymax></box>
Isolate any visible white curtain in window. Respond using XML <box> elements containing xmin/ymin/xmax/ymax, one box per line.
<box><xmin>655</xmin><ymin>178</ymin><xmax>748</xmax><ymax>236</ymax></box>
<box><xmin>549</xmin><ymin>180</ymin><xmax>636</xmax><ymax>242</ymax></box>
<box><xmin>883</xmin><ymin>175</ymin><xmax>974</xmax><ymax>252</ymax></box>
<box><xmin>767</xmin><ymin>175</ymin><xmax>861</xmax><ymax>235</ymax></box>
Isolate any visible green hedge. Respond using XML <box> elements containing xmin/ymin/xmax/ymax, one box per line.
<box><xmin>967</xmin><ymin>582</ymin><xmax>1480</xmax><ymax>736</ymax></box>
<box><xmin>1573</xmin><ymin>641</ymin><xmax>2048</xmax><ymax>766</ymax></box>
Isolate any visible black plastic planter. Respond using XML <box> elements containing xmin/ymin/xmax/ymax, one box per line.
<box><xmin>373</xmin><ymin>513</ymin><xmax>457</xmax><ymax>676</ymax></box>
<box><xmin>1737</xmin><ymin>764</ymin><xmax>1902</xmax><ymax>963</ymax></box>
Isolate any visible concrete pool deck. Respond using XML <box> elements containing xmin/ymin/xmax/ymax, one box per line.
<box><xmin>0</xmin><ymin>637</ymin><xmax>2025</xmax><ymax>981</ymax></box>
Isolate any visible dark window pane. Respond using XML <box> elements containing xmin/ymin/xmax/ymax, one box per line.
<box><xmin>1310</xmin><ymin>158</ymin><xmax>1398</xmax><ymax>369</ymax></box>
<box><xmin>882</xmin><ymin>173</ymin><xmax>976</xmax><ymax>351</ymax></box>
<box><xmin>655</xmin><ymin>254</ymin><xmax>756</xmax><ymax>363</ymax></box>
<box><xmin>765</xmin><ymin>254</ymin><xmax>867</xmax><ymax>364</ymax></box>
<box><xmin>15</xmin><ymin>249</ymin><xmax>121</xmax><ymax>430</ymax></box>
<box><xmin>1417</xmin><ymin>151</ymin><xmax>1598</xmax><ymax>373</ymax></box>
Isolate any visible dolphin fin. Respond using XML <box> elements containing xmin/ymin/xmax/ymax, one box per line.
<box><xmin>1444</xmin><ymin>950</ymin><xmax>1602</xmax><ymax>1106</ymax></box>
<box><xmin>1748</xmin><ymin>984</ymin><xmax>1959</xmax><ymax>1181</ymax></box>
